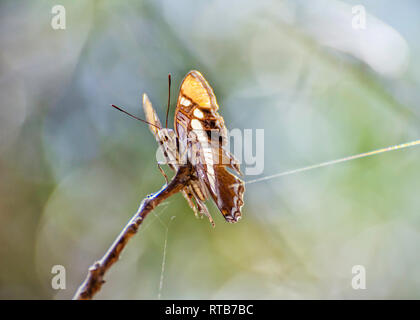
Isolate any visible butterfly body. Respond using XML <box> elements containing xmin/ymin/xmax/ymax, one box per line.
<box><xmin>142</xmin><ymin>70</ymin><xmax>244</xmax><ymax>226</ymax></box>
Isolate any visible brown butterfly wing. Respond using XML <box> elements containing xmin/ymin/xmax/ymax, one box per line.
<box><xmin>195</xmin><ymin>160</ymin><xmax>244</xmax><ymax>222</ymax></box>
<box><xmin>174</xmin><ymin>70</ymin><xmax>245</xmax><ymax>223</ymax></box>
<box><xmin>174</xmin><ymin>70</ymin><xmax>227</xmax><ymax>145</ymax></box>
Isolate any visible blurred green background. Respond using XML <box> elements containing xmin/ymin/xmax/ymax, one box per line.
<box><xmin>1</xmin><ymin>0</ymin><xmax>420</xmax><ymax>299</ymax></box>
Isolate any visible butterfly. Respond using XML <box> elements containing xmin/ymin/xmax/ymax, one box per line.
<box><xmin>114</xmin><ymin>70</ymin><xmax>244</xmax><ymax>226</ymax></box>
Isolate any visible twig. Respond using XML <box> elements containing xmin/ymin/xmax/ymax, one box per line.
<box><xmin>72</xmin><ymin>165</ymin><xmax>192</xmax><ymax>300</ymax></box>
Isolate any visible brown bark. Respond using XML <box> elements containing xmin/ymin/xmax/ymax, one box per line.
<box><xmin>72</xmin><ymin>165</ymin><xmax>192</xmax><ymax>300</ymax></box>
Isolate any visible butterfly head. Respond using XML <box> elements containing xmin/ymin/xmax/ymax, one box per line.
<box><xmin>156</xmin><ymin>128</ymin><xmax>180</xmax><ymax>166</ymax></box>
<box><xmin>158</xmin><ymin>128</ymin><xmax>177</xmax><ymax>145</ymax></box>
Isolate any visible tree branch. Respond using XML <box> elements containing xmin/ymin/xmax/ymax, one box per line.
<box><xmin>72</xmin><ymin>165</ymin><xmax>192</xmax><ymax>300</ymax></box>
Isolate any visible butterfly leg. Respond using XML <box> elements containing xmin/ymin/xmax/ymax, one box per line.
<box><xmin>182</xmin><ymin>187</ymin><xmax>200</xmax><ymax>219</ymax></box>
<box><xmin>157</xmin><ymin>163</ymin><xmax>169</xmax><ymax>185</ymax></box>
<box><xmin>182</xmin><ymin>186</ymin><xmax>215</xmax><ymax>227</ymax></box>
<box><xmin>195</xmin><ymin>197</ymin><xmax>215</xmax><ymax>227</ymax></box>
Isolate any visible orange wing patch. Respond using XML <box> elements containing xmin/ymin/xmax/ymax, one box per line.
<box><xmin>177</xmin><ymin>70</ymin><xmax>218</xmax><ymax>111</ymax></box>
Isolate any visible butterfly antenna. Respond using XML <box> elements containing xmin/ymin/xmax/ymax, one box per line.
<box><xmin>111</xmin><ymin>104</ymin><xmax>161</xmax><ymax>129</ymax></box>
<box><xmin>165</xmin><ymin>73</ymin><xmax>171</xmax><ymax>128</ymax></box>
